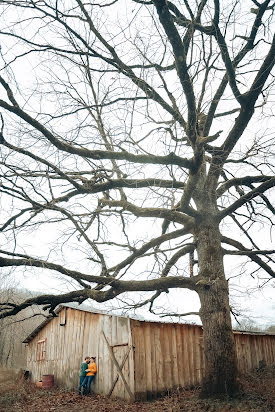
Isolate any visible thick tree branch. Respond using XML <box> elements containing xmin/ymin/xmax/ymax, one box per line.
<box><xmin>220</xmin><ymin>33</ymin><xmax>275</xmax><ymax>159</ymax></box>
<box><xmin>153</xmin><ymin>0</ymin><xmax>197</xmax><ymax>143</ymax></box>
<box><xmin>160</xmin><ymin>244</ymin><xmax>196</xmax><ymax>277</ymax></box>
<box><xmin>213</xmin><ymin>26</ymin><xmax>244</xmax><ymax>104</ymax></box>
<box><xmin>223</xmin><ymin>249</ymin><xmax>274</xmax><ymax>256</ymax></box>
<box><xmin>204</xmin><ymin>0</ymin><xmax>272</xmax><ymax>136</ymax></box>
<box><xmin>216</xmin><ymin>176</ymin><xmax>274</xmax><ymax>198</ymax></box>
<box><xmin>100</xmin><ymin>199</ymin><xmax>194</xmax><ymax>226</ymax></box>
<box><xmin>0</xmin><ymin>100</ymin><xmax>192</xmax><ymax>169</ymax></box>
<box><xmin>218</xmin><ymin>178</ymin><xmax>275</xmax><ymax>220</ymax></box>
<box><xmin>221</xmin><ymin>237</ymin><xmax>275</xmax><ymax>278</ymax></box>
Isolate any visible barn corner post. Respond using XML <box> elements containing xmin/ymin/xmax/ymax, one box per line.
<box><xmin>195</xmin><ymin>217</ymin><xmax>239</xmax><ymax>397</ymax></box>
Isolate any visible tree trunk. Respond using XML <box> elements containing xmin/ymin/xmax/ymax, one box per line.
<box><xmin>196</xmin><ymin>223</ymin><xmax>239</xmax><ymax>397</ymax></box>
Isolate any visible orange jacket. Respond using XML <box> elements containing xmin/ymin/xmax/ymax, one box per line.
<box><xmin>86</xmin><ymin>362</ymin><xmax>97</xmax><ymax>376</ymax></box>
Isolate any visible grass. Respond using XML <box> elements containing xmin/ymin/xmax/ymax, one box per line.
<box><xmin>0</xmin><ymin>366</ymin><xmax>274</xmax><ymax>412</ymax></box>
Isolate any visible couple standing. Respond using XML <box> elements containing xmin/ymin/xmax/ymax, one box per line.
<box><xmin>78</xmin><ymin>356</ymin><xmax>97</xmax><ymax>395</ymax></box>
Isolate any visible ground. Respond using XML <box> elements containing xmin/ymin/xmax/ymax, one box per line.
<box><xmin>0</xmin><ymin>368</ymin><xmax>274</xmax><ymax>412</ymax></box>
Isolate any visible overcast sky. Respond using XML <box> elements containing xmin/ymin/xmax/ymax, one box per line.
<box><xmin>0</xmin><ymin>0</ymin><xmax>274</xmax><ymax>329</ymax></box>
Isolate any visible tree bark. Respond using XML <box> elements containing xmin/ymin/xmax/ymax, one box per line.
<box><xmin>196</xmin><ymin>223</ymin><xmax>239</xmax><ymax>397</ymax></box>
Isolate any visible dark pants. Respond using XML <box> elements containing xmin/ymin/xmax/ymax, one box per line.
<box><xmin>82</xmin><ymin>375</ymin><xmax>95</xmax><ymax>394</ymax></box>
<box><xmin>78</xmin><ymin>376</ymin><xmax>86</xmax><ymax>394</ymax></box>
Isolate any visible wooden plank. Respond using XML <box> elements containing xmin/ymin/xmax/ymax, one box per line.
<box><xmin>185</xmin><ymin>325</ymin><xmax>192</xmax><ymax>385</ymax></box>
<box><xmin>193</xmin><ymin>327</ymin><xmax>199</xmax><ymax>384</ymax></box>
<box><xmin>250</xmin><ymin>335</ymin><xmax>257</xmax><ymax>369</ymax></box>
<box><xmin>198</xmin><ymin>328</ymin><xmax>205</xmax><ymax>383</ymax></box>
<box><xmin>118</xmin><ymin>316</ymin><xmax>130</xmax><ymax>345</ymax></box>
<box><xmin>180</xmin><ymin>325</ymin><xmax>187</xmax><ymax>386</ymax></box>
<box><xmin>264</xmin><ymin>336</ymin><xmax>270</xmax><ymax>365</ymax></box>
<box><xmin>189</xmin><ymin>325</ymin><xmax>195</xmax><ymax>385</ymax></box>
<box><xmin>150</xmin><ymin>323</ymin><xmax>157</xmax><ymax>398</ymax></box>
<box><xmin>136</xmin><ymin>323</ymin><xmax>147</xmax><ymax>399</ymax></box>
<box><xmin>175</xmin><ymin>324</ymin><xmax>184</xmax><ymax>387</ymax></box>
<box><xmin>111</xmin><ymin>315</ymin><xmax>118</xmax><ymax>347</ymax></box>
<box><xmin>247</xmin><ymin>336</ymin><xmax>253</xmax><ymax>371</ymax></box>
<box><xmin>154</xmin><ymin>324</ymin><xmax>164</xmax><ymax>393</ymax></box>
<box><xmin>58</xmin><ymin>316</ymin><xmax>67</xmax><ymax>386</ymax></box>
<box><xmin>268</xmin><ymin>336</ymin><xmax>275</xmax><ymax>364</ymax></box>
<box><xmin>97</xmin><ymin>316</ymin><xmax>105</xmax><ymax>393</ymax></box>
<box><xmin>236</xmin><ymin>336</ymin><xmax>244</xmax><ymax>372</ymax></box>
<box><xmin>144</xmin><ymin>323</ymin><xmax>152</xmax><ymax>398</ymax></box>
<box><xmin>262</xmin><ymin>336</ymin><xmax>269</xmax><ymax>365</ymax></box>
<box><xmin>159</xmin><ymin>324</ymin><xmax>169</xmax><ymax>392</ymax></box>
<box><xmin>128</xmin><ymin>318</ymin><xmax>135</xmax><ymax>398</ymax></box>
<box><xmin>270</xmin><ymin>336</ymin><xmax>275</xmax><ymax>363</ymax></box>
<box><xmin>71</xmin><ymin>310</ymin><xmax>81</xmax><ymax>378</ymax></box>
<box><xmin>82</xmin><ymin>311</ymin><xmax>92</xmax><ymax>357</ymax></box>
<box><xmin>170</xmin><ymin>325</ymin><xmax>179</xmax><ymax>389</ymax></box>
<box><xmin>101</xmin><ymin>330</ymin><xmax>134</xmax><ymax>401</ymax></box>
<box><xmin>164</xmin><ymin>325</ymin><xmax>173</xmax><ymax>390</ymax></box>
<box><xmin>266</xmin><ymin>336</ymin><xmax>272</xmax><ymax>365</ymax></box>
<box><xmin>103</xmin><ymin>315</ymin><xmax>113</xmax><ymax>395</ymax></box>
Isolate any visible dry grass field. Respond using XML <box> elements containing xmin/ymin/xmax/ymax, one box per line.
<box><xmin>0</xmin><ymin>367</ymin><xmax>274</xmax><ymax>412</ymax></box>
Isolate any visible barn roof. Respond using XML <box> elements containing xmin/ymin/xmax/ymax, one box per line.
<box><xmin>22</xmin><ymin>303</ymin><xmax>275</xmax><ymax>344</ymax></box>
<box><xmin>22</xmin><ymin>303</ymin><xmax>201</xmax><ymax>343</ymax></box>
<box><xmin>22</xmin><ymin>303</ymin><xmax>120</xmax><ymax>343</ymax></box>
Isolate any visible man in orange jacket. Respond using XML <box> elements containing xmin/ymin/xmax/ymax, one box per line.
<box><xmin>83</xmin><ymin>356</ymin><xmax>97</xmax><ymax>395</ymax></box>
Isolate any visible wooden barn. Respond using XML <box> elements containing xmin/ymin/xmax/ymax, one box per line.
<box><xmin>23</xmin><ymin>305</ymin><xmax>275</xmax><ymax>401</ymax></box>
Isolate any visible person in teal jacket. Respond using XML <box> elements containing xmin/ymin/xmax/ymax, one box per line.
<box><xmin>78</xmin><ymin>356</ymin><xmax>90</xmax><ymax>395</ymax></box>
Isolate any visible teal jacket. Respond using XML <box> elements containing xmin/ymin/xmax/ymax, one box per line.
<box><xmin>79</xmin><ymin>362</ymin><xmax>87</xmax><ymax>377</ymax></box>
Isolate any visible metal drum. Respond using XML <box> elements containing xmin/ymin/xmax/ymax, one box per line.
<box><xmin>42</xmin><ymin>374</ymin><xmax>54</xmax><ymax>389</ymax></box>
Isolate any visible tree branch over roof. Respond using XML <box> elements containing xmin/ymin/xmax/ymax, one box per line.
<box><xmin>0</xmin><ymin>249</ymin><xmax>197</xmax><ymax>318</ymax></box>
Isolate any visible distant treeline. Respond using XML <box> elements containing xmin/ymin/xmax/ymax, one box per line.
<box><xmin>0</xmin><ymin>288</ymin><xmax>46</xmax><ymax>369</ymax></box>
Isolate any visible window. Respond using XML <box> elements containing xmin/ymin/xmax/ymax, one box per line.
<box><xmin>36</xmin><ymin>338</ymin><xmax>47</xmax><ymax>361</ymax></box>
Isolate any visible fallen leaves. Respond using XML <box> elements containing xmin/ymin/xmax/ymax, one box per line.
<box><xmin>0</xmin><ymin>367</ymin><xmax>274</xmax><ymax>412</ymax></box>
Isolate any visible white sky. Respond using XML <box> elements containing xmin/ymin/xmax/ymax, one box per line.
<box><xmin>0</xmin><ymin>0</ymin><xmax>274</xmax><ymax>329</ymax></box>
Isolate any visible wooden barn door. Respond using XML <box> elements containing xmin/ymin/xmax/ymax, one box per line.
<box><xmin>101</xmin><ymin>330</ymin><xmax>134</xmax><ymax>401</ymax></box>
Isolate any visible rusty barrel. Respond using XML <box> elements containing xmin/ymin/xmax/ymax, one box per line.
<box><xmin>42</xmin><ymin>374</ymin><xmax>54</xmax><ymax>389</ymax></box>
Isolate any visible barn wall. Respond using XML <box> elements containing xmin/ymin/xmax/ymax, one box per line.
<box><xmin>130</xmin><ymin>319</ymin><xmax>275</xmax><ymax>401</ymax></box>
<box><xmin>234</xmin><ymin>332</ymin><xmax>275</xmax><ymax>373</ymax></box>
<box><xmin>26</xmin><ymin>309</ymin><xmax>275</xmax><ymax>402</ymax></box>
<box><xmin>26</xmin><ymin>307</ymin><xmax>94</xmax><ymax>388</ymax></box>
<box><xmin>25</xmin><ymin>307</ymin><xmax>134</xmax><ymax>399</ymax></box>
<box><xmin>130</xmin><ymin>320</ymin><xmax>204</xmax><ymax>400</ymax></box>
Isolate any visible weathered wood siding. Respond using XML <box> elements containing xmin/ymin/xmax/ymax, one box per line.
<box><xmin>130</xmin><ymin>319</ymin><xmax>275</xmax><ymax>400</ymax></box>
<box><xmin>25</xmin><ymin>308</ymin><xmax>275</xmax><ymax>401</ymax></box>
<box><xmin>25</xmin><ymin>307</ymin><xmax>134</xmax><ymax>399</ymax></box>
<box><xmin>130</xmin><ymin>320</ymin><xmax>204</xmax><ymax>400</ymax></box>
<box><xmin>234</xmin><ymin>332</ymin><xmax>275</xmax><ymax>373</ymax></box>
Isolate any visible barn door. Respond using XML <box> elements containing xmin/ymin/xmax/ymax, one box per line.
<box><xmin>101</xmin><ymin>331</ymin><xmax>134</xmax><ymax>401</ymax></box>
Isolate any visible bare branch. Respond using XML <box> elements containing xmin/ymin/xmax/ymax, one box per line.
<box><xmin>221</xmin><ymin>237</ymin><xmax>275</xmax><ymax>278</ymax></box>
<box><xmin>219</xmin><ymin>178</ymin><xmax>275</xmax><ymax>219</ymax></box>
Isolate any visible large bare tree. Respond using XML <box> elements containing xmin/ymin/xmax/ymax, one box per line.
<box><xmin>0</xmin><ymin>0</ymin><xmax>274</xmax><ymax>397</ymax></box>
